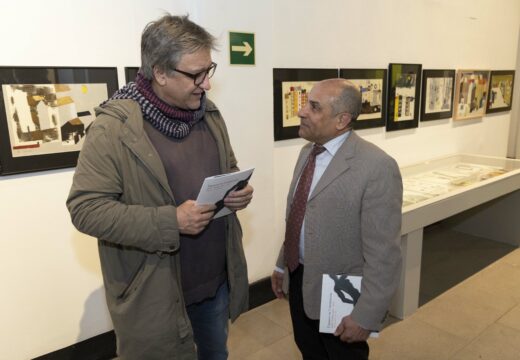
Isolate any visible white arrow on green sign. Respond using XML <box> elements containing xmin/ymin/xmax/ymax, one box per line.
<box><xmin>229</xmin><ymin>32</ymin><xmax>255</xmax><ymax>66</ymax></box>
<box><xmin>231</xmin><ymin>42</ymin><xmax>253</xmax><ymax>57</ymax></box>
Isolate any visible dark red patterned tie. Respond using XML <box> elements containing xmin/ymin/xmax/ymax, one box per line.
<box><xmin>284</xmin><ymin>144</ymin><xmax>326</xmax><ymax>272</ymax></box>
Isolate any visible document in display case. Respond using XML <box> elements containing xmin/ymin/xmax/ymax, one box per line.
<box><xmin>392</xmin><ymin>154</ymin><xmax>520</xmax><ymax>319</ymax></box>
<box><xmin>401</xmin><ymin>154</ymin><xmax>520</xmax><ymax>211</ymax></box>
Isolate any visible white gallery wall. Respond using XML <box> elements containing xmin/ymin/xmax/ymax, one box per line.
<box><xmin>509</xmin><ymin>28</ymin><xmax>520</xmax><ymax>158</ymax></box>
<box><xmin>0</xmin><ymin>0</ymin><xmax>518</xmax><ymax>358</ymax></box>
<box><xmin>0</xmin><ymin>1</ymin><xmax>274</xmax><ymax>358</ymax></box>
<box><xmin>272</xmin><ymin>0</ymin><xmax>520</xmax><ymax>239</ymax></box>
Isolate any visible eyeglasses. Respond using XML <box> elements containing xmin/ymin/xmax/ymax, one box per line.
<box><xmin>171</xmin><ymin>62</ymin><xmax>217</xmax><ymax>86</ymax></box>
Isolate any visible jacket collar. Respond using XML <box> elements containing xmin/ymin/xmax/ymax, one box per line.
<box><xmin>96</xmin><ymin>98</ymin><xmax>219</xmax><ymax>140</ymax></box>
<box><xmin>100</xmin><ymin>100</ymin><xmax>175</xmax><ymax>199</ymax></box>
<box><xmin>96</xmin><ymin>99</ymin><xmax>219</xmax><ymax>203</ymax></box>
<box><xmin>307</xmin><ymin>131</ymin><xmax>359</xmax><ymax>201</ymax></box>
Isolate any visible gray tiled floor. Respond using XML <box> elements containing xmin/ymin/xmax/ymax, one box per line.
<box><xmin>229</xmin><ymin>223</ymin><xmax>520</xmax><ymax>359</ymax></box>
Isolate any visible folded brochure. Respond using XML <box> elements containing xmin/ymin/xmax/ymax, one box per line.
<box><xmin>196</xmin><ymin>168</ymin><xmax>254</xmax><ymax>218</ymax></box>
<box><xmin>319</xmin><ymin>274</ymin><xmax>379</xmax><ymax>338</ymax></box>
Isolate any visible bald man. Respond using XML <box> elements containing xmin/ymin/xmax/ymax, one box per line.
<box><xmin>272</xmin><ymin>79</ymin><xmax>403</xmax><ymax>359</ymax></box>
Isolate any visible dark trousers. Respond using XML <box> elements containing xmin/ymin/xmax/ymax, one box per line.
<box><xmin>289</xmin><ymin>265</ymin><xmax>369</xmax><ymax>360</ymax></box>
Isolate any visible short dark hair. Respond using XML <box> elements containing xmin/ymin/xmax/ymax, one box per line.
<box><xmin>140</xmin><ymin>14</ymin><xmax>217</xmax><ymax>80</ymax></box>
<box><xmin>330</xmin><ymin>80</ymin><xmax>362</xmax><ymax>125</ymax></box>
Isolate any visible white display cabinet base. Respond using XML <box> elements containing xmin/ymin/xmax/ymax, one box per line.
<box><xmin>390</xmin><ymin>154</ymin><xmax>520</xmax><ymax>319</ymax></box>
<box><xmin>390</xmin><ymin>228</ymin><xmax>423</xmax><ymax>319</ymax></box>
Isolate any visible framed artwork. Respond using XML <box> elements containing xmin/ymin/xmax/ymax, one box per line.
<box><xmin>386</xmin><ymin>63</ymin><xmax>422</xmax><ymax>131</ymax></box>
<box><xmin>486</xmin><ymin>70</ymin><xmax>515</xmax><ymax>114</ymax></box>
<box><xmin>339</xmin><ymin>68</ymin><xmax>387</xmax><ymax>129</ymax></box>
<box><xmin>420</xmin><ymin>69</ymin><xmax>455</xmax><ymax>121</ymax></box>
<box><xmin>273</xmin><ymin>68</ymin><xmax>338</xmax><ymax>141</ymax></box>
<box><xmin>0</xmin><ymin>66</ymin><xmax>118</xmax><ymax>175</ymax></box>
<box><xmin>453</xmin><ymin>69</ymin><xmax>490</xmax><ymax>120</ymax></box>
<box><xmin>125</xmin><ymin>67</ymin><xmax>139</xmax><ymax>84</ymax></box>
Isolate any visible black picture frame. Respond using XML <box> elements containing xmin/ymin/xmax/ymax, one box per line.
<box><xmin>0</xmin><ymin>66</ymin><xmax>118</xmax><ymax>175</ymax></box>
<box><xmin>486</xmin><ymin>70</ymin><xmax>515</xmax><ymax>114</ymax></box>
<box><xmin>420</xmin><ymin>69</ymin><xmax>455</xmax><ymax>121</ymax></box>
<box><xmin>339</xmin><ymin>68</ymin><xmax>387</xmax><ymax>129</ymax></box>
<box><xmin>125</xmin><ymin>67</ymin><xmax>139</xmax><ymax>84</ymax></box>
<box><xmin>273</xmin><ymin>68</ymin><xmax>338</xmax><ymax>141</ymax></box>
<box><xmin>386</xmin><ymin>63</ymin><xmax>422</xmax><ymax>131</ymax></box>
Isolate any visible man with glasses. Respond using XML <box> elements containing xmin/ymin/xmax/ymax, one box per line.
<box><xmin>67</xmin><ymin>14</ymin><xmax>253</xmax><ymax>360</ymax></box>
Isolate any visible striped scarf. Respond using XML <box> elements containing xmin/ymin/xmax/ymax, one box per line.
<box><xmin>105</xmin><ymin>72</ymin><xmax>206</xmax><ymax>139</ymax></box>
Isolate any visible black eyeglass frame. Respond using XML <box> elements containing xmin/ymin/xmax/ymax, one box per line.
<box><xmin>171</xmin><ymin>62</ymin><xmax>217</xmax><ymax>86</ymax></box>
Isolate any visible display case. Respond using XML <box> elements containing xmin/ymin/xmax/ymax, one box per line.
<box><xmin>391</xmin><ymin>154</ymin><xmax>520</xmax><ymax>319</ymax></box>
<box><xmin>400</xmin><ymin>154</ymin><xmax>520</xmax><ymax>234</ymax></box>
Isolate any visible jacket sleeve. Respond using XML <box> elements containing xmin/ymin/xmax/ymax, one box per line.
<box><xmin>351</xmin><ymin>156</ymin><xmax>403</xmax><ymax>331</ymax></box>
<box><xmin>66</xmin><ymin>121</ymin><xmax>179</xmax><ymax>254</ymax></box>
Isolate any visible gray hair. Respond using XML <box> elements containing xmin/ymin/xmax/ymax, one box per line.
<box><xmin>140</xmin><ymin>14</ymin><xmax>217</xmax><ymax>80</ymax></box>
<box><xmin>330</xmin><ymin>80</ymin><xmax>362</xmax><ymax>125</ymax></box>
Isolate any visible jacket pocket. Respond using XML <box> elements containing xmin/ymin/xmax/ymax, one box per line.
<box><xmin>117</xmin><ymin>255</ymin><xmax>148</xmax><ymax>301</ymax></box>
<box><xmin>99</xmin><ymin>241</ymin><xmax>156</xmax><ymax>302</ymax></box>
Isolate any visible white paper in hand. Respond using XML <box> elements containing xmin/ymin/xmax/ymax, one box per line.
<box><xmin>319</xmin><ymin>274</ymin><xmax>379</xmax><ymax>338</ymax></box>
<box><xmin>196</xmin><ymin>168</ymin><xmax>254</xmax><ymax>218</ymax></box>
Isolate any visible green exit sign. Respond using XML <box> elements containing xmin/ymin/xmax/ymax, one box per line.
<box><xmin>229</xmin><ymin>32</ymin><xmax>255</xmax><ymax>66</ymax></box>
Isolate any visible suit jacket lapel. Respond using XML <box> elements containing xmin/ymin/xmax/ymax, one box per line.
<box><xmin>308</xmin><ymin>131</ymin><xmax>359</xmax><ymax>201</ymax></box>
<box><xmin>204</xmin><ymin>114</ymin><xmax>227</xmax><ymax>172</ymax></box>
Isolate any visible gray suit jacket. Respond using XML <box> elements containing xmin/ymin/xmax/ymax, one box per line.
<box><xmin>276</xmin><ymin>131</ymin><xmax>403</xmax><ymax>331</ymax></box>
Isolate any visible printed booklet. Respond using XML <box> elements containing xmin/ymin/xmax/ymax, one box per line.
<box><xmin>319</xmin><ymin>274</ymin><xmax>379</xmax><ymax>338</ymax></box>
<box><xmin>196</xmin><ymin>168</ymin><xmax>254</xmax><ymax>218</ymax></box>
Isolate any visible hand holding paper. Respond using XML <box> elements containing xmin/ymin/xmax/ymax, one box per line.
<box><xmin>334</xmin><ymin>315</ymin><xmax>371</xmax><ymax>343</ymax></box>
<box><xmin>319</xmin><ymin>274</ymin><xmax>379</xmax><ymax>339</ymax></box>
<box><xmin>223</xmin><ymin>183</ymin><xmax>253</xmax><ymax>211</ymax></box>
<box><xmin>177</xmin><ymin>200</ymin><xmax>216</xmax><ymax>235</ymax></box>
<box><xmin>196</xmin><ymin>168</ymin><xmax>254</xmax><ymax>218</ymax></box>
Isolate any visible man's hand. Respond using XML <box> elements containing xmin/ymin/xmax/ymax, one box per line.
<box><xmin>334</xmin><ymin>315</ymin><xmax>370</xmax><ymax>343</ymax></box>
<box><xmin>177</xmin><ymin>200</ymin><xmax>216</xmax><ymax>235</ymax></box>
<box><xmin>224</xmin><ymin>184</ymin><xmax>254</xmax><ymax>211</ymax></box>
<box><xmin>271</xmin><ymin>270</ymin><xmax>285</xmax><ymax>299</ymax></box>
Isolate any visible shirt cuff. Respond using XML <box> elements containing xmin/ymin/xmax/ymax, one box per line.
<box><xmin>274</xmin><ymin>266</ymin><xmax>285</xmax><ymax>274</ymax></box>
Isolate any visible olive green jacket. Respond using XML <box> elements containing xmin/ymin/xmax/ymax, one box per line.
<box><xmin>67</xmin><ymin>99</ymin><xmax>248</xmax><ymax>359</ymax></box>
